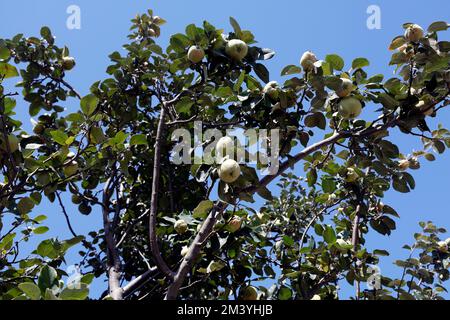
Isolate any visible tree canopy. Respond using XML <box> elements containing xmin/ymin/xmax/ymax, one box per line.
<box><xmin>0</xmin><ymin>11</ymin><xmax>449</xmax><ymax>300</ymax></box>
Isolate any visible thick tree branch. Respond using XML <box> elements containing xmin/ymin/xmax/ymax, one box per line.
<box><xmin>166</xmin><ymin>201</ymin><xmax>228</xmax><ymax>299</ymax></box>
<box><xmin>102</xmin><ymin>176</ymin><xmax>123</xmax><ymax>300</ymax></box>
<box><xmin>352</xmin><ymin>204</ymin><xmax>362</xmax><ymax>300</ymax></box>
<box><xmin>148</xmin><ymin>104</ymin><xmax>175</xmax><ymax>279</ymax></box>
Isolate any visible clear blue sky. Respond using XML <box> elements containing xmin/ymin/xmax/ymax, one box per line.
<box><xmin>1</xmin><ymin>0</ymin><xmax>449</xmax><ymax>299</ymax></box>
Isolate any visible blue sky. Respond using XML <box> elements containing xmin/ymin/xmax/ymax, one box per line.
<box><xmin>1</xmin><ymin>0</ymin><xmax>449</xmax><ymax>299</ymax></box>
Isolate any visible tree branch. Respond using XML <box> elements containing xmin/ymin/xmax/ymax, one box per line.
<box><xmin>102</xmin><ymin>175</ymin><xmax>123</xmax><ymax>300</ymax></box>
<box><xmin>148</xmin><ymin>104</ymin><xmax>175</xmax><ymax>279</ymax></box>
<box><xmin>55</xmin><ymin>191</ymin><xmax>78</xmax><ymax>238</ymax></box>
<box><xmin>165</xmin><ymin>201</ymin><xmax>228</xmax><ymax>299</ymax></box>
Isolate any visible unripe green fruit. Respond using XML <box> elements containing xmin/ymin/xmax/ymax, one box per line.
<box><xmin>181</xmin><ymin>246</ymin><xmax>189</xmax><ymax>257</ymax></box>
<box><xmin>300</xmin><ymin>51</ymin><xmax>318</xmax><ymax>72</ymax></box>
<box><xmin>72</xmin><ymin>194</ymin><xmax>82</xmax><ymax>204</ymax></box>
<box><xmin>409</xmin><ymin>157</ymin><xmax>420</xmax><ymax>170</ymax></box>
<box><xmin>33</xmin><ymin>123</ymin><xmax>45</xmax><ymax>135</ymax></box>
<box><xmin>415</xmin><ymin>100</ymin><xmax>434</xmax><ymax>116</ymax></box>
<box><xmin>404</xmin><ymin>24</ymin><xmax>424</xmax><ymax>43</ymax></box>
<box><xmin>187</xmin><ymin>45</ymin><xmax>205</xmax><ymax>64</ymax></box>
<box><xmin>225</xmin><ymin>216</ymin><xmax>242</xmax><ymax>233</ymax></box>
<box><xmin>62</xmin><ymin>56</ymin><xmax>76</xmax><ymax>70</ymax></box>
<box><xmin>225</xmin><ymin>39</ymin><xmax>248</xmax><ymax>61</ymax></box>
<box><xmin>336</xmin><ymin>78</ymin><xmax>355</xmax><ymax>98</ymax></box>
<box><xmin>263</xmin><ymin>81</ymin><xmax>280</xmax><ymax>100</ymax></box>
<box><xmin>398</xmin><ymin>159</ymin><xmax>410</xmax><ymax>171</ymax></box>
<box><xmin>63</xmin><ymin>161</ymin><xmax>79</xmax><ymax>177</ymax></box>
<box><xmin>215</xmin><ymin>136</ymin><xmax>234</xmax><ymax>161</ymax></box>
<box><xmin>345</xmin><ymin>168</ymin><xmax>359</xmax><ymax>183</ymax></box>
<box><xmin>437</xmin><ymin>241</ymin><xmax>448</xmax><ymax>253</ymax></box>
<box><xmin>240</xmin><ymin>286</ymin><xmax>258</xmax><ymax>301</ymax></box>
<box><xmin>338</xmin><ymin>97</ymin><xmax>362</xmax><ymax>119</ymax></box>
<box><xmin>78</xmin><ymin>203</ymin><xmax>92</xmax><ymax>215</ymax></box>
<box><xmin>174</xmin><ymin>219</ymin><xmax>188</xmax><ymax>235</ymax></box>
<box><xmin>218</xmin><ymin>159</ymin><xmax>241</xmax><ymax>183</ymax></box>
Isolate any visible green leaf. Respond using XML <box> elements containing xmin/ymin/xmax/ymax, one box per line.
<box><xmin>193</xmin><ymin>200</ymin><xmax>214</xmax><ymax>219</ymax></box>
<box><xmin>89</xmin><ymin>126</ymin><xmax>106</xmax><ymax>144</ymax></box>
<box><xmin>352</xmin><ymin>57</ymin><xmax>370</xmax><ymax>70</ymax></box>
<box><xmin>427</xmin><ymin>21</ymin><xmax>449</xmax><ymax>32</ymax></box>
<box><xmin>388</xmin><ymin>36</ymin><xmax>406</xmax><ymax>51</ymax></box>
<box><xmin>40</xmin><ymin>26</ymin><xmax>53</xmax><ymax>42</ymax></box>
<box><xmin>37</xmin><ymin>239</ymin><xmax>60</xmax><ymax>259</ymax></box>
<box><xmin>307</xmin><ymin>168</ymin><xmax>317</xmax><ymax>187</ymax></box>
<box><xmin>80</xmin><ymin>94</ymin><xmax>99</xmax><ymax>116</ymax></box>
<box><xmin>111</xmin><ymin>131</ymin><xmax>129</xmax><ymax>145</ymax></box>
<box><xmin>59</xmin><ymin>287</ymin><xmax>89</xmax><ymax>300</ymax></box>
<box><xmin>50</xmin><ymin>130</ymin><xmax>69</xmax><ymax>146</ymax></box>
<box><xmin>61</xmin><ymin>236</ymin><xmax>85</xmax><ymax>253</ymax></box>
<box><xmin>432</xmin><ymin>140</ymin><xmax>445</xmax><ymax>154</ymax></box>
<box><xmin>393</xmin><ymin>176</ymin><xmax>410</xmax><ymax>193</ymax></box>
<box><xmin>0</xmin><ymin>47</ymin><xmax>10</xmax><ymax>60</ymax></box>
<box><xmin>282</xmin><ymin>235</ymin><xmax>294</xmax><ymax>247</ymax></box>
<box><xmin>0</xmin><ymin>63</ymin><xmax>19</xmax><ymax>78</ymax></box>
<box><xmin>304</xmin><ymin>112</ymin><xmax>326</xmax><ymax>130</ymax></box>
<box><xmin>38</xmin><ymin>265</ymin><xmax>58</xmax><ymax>291</ymax></box>
<box><xmin>257</xmin><ymin>186</ymin><xmax>273</xmax><ymax>201</ymax></box>
<box><xmin>322</xmin><ymin>178</ymin><xmax>336</xmax><ymax>193</ymax></box>
<box><xmin>278</xmin><ymin>287</ymin><xmax>292</xmax><ymax>300</ymax></box>
<box><xmin>323</xmin><ymin>225</ymin><xmax>336</xmax><ymax>244</ymax></box>
<box><xmin>281</xmin><ymin>65</ymin><xmax>302</xmax><ymax>76</ymax></box>
<box><xmin>17</xmin><ymin>197</ymin><xmax>35</xmax><ymax>215</ymax></box>
<box><xmin>130</xmin><ymin>134</ymin><xmax>148</xmax><ymax>146</ymax></box>
<box><xmin>33</xmin><ymin>226</ymin><xmax>49</xmax><ymax>235</ymax></box>
<box><xmin>373</xmin><ymin>249</ymin><xmax>390</xmax><ymax>256</ymax></box>
<box><xmin>229</xmin><ymin>17</ymin><xmax>242</xmax><ymax>38</ymax></box>
<box><xmin>80</xmin><ymin>273</ymin><xmax>95</xmax><ymax>285</ymax></box>
<box><xmin>175</xmin><ymin>97</ymin><xmax>194</xmax><ymax>114</ymax></box>
<box><xmin>18</xmin><ymin>282</ymin><xmax>41</xmax><ymax>300</ymax></box>
<box><xmin>0</xmin><ymin>233</ymin><xmax>16</xmax><ymax>250</ymax></box>
<box><xmin>44</xmin><ymin>288</ymin><xmax>59</xmax><ymax>300</ymax></box>
<box><xmin>325</xmin><ymin>54</ymin><xmax>344</xmax><ymax>71</ymax></box>
<box><xmin>234</xmin><ymin>70</ymin><xmax>246</xmax><ymax>92</ymax></box>
<box><xmin>185</xmin><ymin>24</ymin><xmax>201</xmax><ymax>42</ymax></box>
<box><xmin>253</xmin><ymin>63</ymin><xmax>270</xmax><ymax>83</ymax></box>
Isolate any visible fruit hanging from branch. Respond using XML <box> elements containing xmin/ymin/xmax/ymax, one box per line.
<box><xmin>300</xmin><ymin>51</ymin><xmax>318</xmax><ymax>72</ymax></box>
<box><xmin>225</xmin><ymin>39</ymin><xmax>248</xmax><ymax>61</ymax></box>
<box><xmin>404</xmin><ymin>24</ymin><xmax>424</xmax><ymax>43</ymax></box>
<box><xmin>263</xmin><ymin>81</ymin><xmax>280</xmax><ymax>100</ymax></box>
<box><xmin>174</xmin><ymin>220</ymin><xmax>188</xmax><ymax>235</ymax></box>
<box><xmin>187</xmin><ymin>45</ymin><xmax>205</xmax><ymax>64</ymax></box>
<box><xmin>338</xmin><ymin>97</ymin><xmax>362</xmax><ymax>119</ymax></box>
<box><xmin>218</xmin><ymin>159</ymin><xmax>241</xmax><ymax>183</ymax></box>
<box><xmin>62</xmin><ymin>56</ymin><xmax>76</xmax><ymax>70</ymax></box>
<box><xmin>336</xmin><ymin>78</ymin><xmax>355</xmax><ymax>98</ymax></box>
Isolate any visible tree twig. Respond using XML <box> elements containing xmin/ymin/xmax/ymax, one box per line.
<box><xmin>55</xmin><ymin>192</ymin><xmax>78</xmax><ymax>237</ymax></box>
